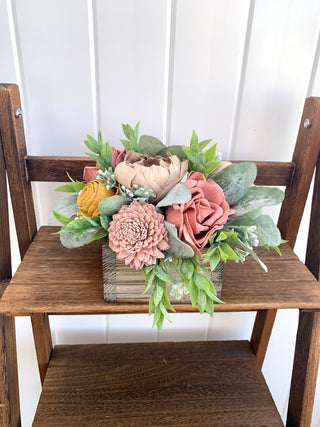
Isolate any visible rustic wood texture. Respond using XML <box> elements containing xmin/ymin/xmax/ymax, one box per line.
<box><xmin>33</xmin><ymin>341</ymin><xmax>282</xmax><ymax>426</ymax></box>
<box><xmin>305</xmin><ymin>155</ymin><xmax>320</xmax><ymax>280</ymax></box>
<box><xmin>31</xmin><ymin>314</ymin><xmax>53</xmax><ymax>385</ymax></box>
<box><xmin>278</xmin><ymin>97</ymin><xmax>320</xmax><ymax>248</ymax></box>
<box><xmin>26</xmin><ymin>155</ymin><xmax>294</xmax><ymax>186</ymax></box>
<box><xmin>286</xmin><ymin>311</ymin><xmax>320</xmax><ymax>427</ymax></box>
<box><xmin>250</xmin><ymin>309</ymin><xmax>277</xmax><ymax>369</ymax></box>
<box><xmin>0</xmin><ymin>226</ymin><xmax>319</xmax><ymax>316</ymax></box>
<box><xmin>0</xmin><ymin>138</ymin><xmax>11</xmax><ymax>282</ymax></box>
<box><xmin>0</xmin><ymin>315</ymin><xmax>21</xmax><ymax>427</ymax></box>
<box><xmin>103</xmin><ymin>242</ymin><xmax>224</xmax><ymax>302</ymax></box>
<box><xmin>0</xmin><ymin>84</ymin><xmax>37</xmax><ymax>259</ymax></box>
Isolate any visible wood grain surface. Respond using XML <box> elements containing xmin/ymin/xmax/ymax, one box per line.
<box><xmin>0</xmin><ymin>226</ymin><xmax>319</xmax><ymax>316</ymax></box>
<box><xmin>33</xmin><ymin>340</ymin><xmax>282</xmax><ymax>426</ymax></box>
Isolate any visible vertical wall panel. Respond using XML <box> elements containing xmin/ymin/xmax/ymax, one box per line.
<box><xmin>232</xmin><ymin>0</ymin><xmax>320</xmax><ymax>161</ymax></box>
<box><xmin>0</xmin><ymin>0</ymin><xmax>16</xmax><ymax>81</ymax></box>
<box><xmin>169</xmin><ymin>0</ymin><xmax>251</xmax><ymax>155</ymax></box>
<box><xmin>96</xmin><ymin>0</ymin><xmax>168</xmax><ymax>148</ymax></box>
<box><xmin>14</xmin><ymin>0</ymin><xmax>94</xmax><ymax>156</ymax></box>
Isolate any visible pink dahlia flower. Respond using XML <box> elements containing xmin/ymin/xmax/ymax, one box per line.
<box><xmin>166</xmin><ymin>171</ymin><xmax>235</xmax><ymax>256</ymax></box>
<box><xmin>108</xmin><ymin>200</ymin><xmax>170</xmax><ymax>269</ymax></box>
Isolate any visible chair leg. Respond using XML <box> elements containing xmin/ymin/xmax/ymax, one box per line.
<box><xmin>286</xmin><ymin>310</ymin><xmax>320</xmax><ymax>427</ymax></box>
<box><xmin>31</xmin><ymin>314</ymin><xmax>53</xmax><ymax>385</ymax></box>
<box><xmin>250</xmin><ymin>309</ymin><xmax>277</xmax><ymax>369</ymax></box>
<box><xmin>0</xmin><ymin>315</ymin><xmax>21</xmax><ymax>427</ymax></box>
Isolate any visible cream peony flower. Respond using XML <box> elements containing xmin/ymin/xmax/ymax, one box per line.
<box><xmin>114</xmin><ymin>151</ymin><xmax>188</xmax><ymax>203</ymax></box>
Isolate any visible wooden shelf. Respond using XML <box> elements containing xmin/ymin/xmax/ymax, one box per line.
<box><xmin>33</xmin><ymin>340</ymin><xmax>283</xmax><ymax>426</ymax></box>
<box><xmin>1</xmin><ymin>226</ymin><xmax>319</xmax><ymax>316</ymax></box>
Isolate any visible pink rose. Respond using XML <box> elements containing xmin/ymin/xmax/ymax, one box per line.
<box><xmin>111</xmin><ymin>147</ymin><xmax>126</xmax><ymax>168</ymax></box>
<box><xmin>166</xmin><ymin>171</ymin><xmax>235</xmax><ymax>256</ymax></box>
<box><xmin>83</xmin><ymin>165</ymin><xmax>99</xmax><ymax>183</ymax></box>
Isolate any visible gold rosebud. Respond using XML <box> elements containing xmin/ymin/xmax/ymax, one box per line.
<box><xmin>114</xmin><ymin>151</ymin><xmax>188</xmax><ymax>203</ymax></box>
<box><xmin>77</xmin><ymin>180</ymin><xmax>117</xmax><ymax>217</ymax></box>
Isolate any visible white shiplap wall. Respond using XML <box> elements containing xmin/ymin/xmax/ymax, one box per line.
<box><xmin>1</xmin><ymin>1</ymin><xmax>320</xmax><ymax>426</ymax></box>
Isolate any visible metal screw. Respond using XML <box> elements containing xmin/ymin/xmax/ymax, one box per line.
<box><xmin>15</xmin><ymin>108</ymin><xmax>23</xmax><ymax>118</ymax></box>
<box><xmin>304</xmin><ymin>118</ymin><xmax>312</xmax><ymax>128</ymax></box>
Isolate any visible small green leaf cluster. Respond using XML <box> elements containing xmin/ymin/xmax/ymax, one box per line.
<box><xmin>55</xmin><ymin>172</ymin><xmax>85</xmax><ymax>193</ymax></box>
<box><xmin>144</xmin><ymin>254</ymin><xmax>224</xmax><ymax>331</ymax></box>
<box><xmin>143</xmin><ymin>260</ymin><xmax>175</xmax><ymax>331</ymax></box>
<box><xmin>182</xmin><ymin>130</ymin><xmax>221</xmax><ymax>178</ymax></box>
<box><xmin>97</xmin><ymin>167</ymin><xmax>117</xmax><ymax>189</ymax></box>
<box><xmin>85</xmin><ymin>130</ymin><xmax>113</xmax><ymax>171</ymax></box>
<box><xmin>120</xmin><ymin>123</ymin><xmax>140</xmax><ymax>152</ymax></box>
<box><xmin>204</xmin><ymin>231</ymin><xmax>240</xmax><ymax>270</ymax></box>
<box><xmin>53</xmin><ymin>210</ymin><xmax>110</xmax><ymax>242</ymax></box>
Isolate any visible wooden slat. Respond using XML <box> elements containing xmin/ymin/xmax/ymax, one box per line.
<box><xmin>286</xmin><ymin>311</ymin><xmax>320</xmax><ymax>426</ymax></box>
<box><xmin>250</xmin><ymin>309</ymin><xmax>277</xmax><ymax>369</ymax></box>
<box><xmin>0</xmin><ymin>226</ymin><xmax>319</xmax><ymax>316</ymax></box>
<box><xmin>31</xmin><ymin>314</ymin><xmax>53</xmax><ymax>385</ymax></box>
<box><xmin>25</xmin><ymin>155</ymin><xmax>294</xmax><ymax>186</ymax></box>
<box><xmin>0</xmin><ymin>138</ymin><xmax>11</xmax><ymax>282</ymax></box>
<box><xmin>33</xmin><ymin>341</ymin><xmax>282</xmax><ymax>426</ymax></box>
<box><xmin>0</xmin><ymin>84</ymin><xmax>37</xmax><ymax>259</ymax></box>
<box><xmin>305</xmin><ymin>155</ymin><xmax>320</xmax><ymax>280</ymax></box>
<box><xmin>0</xmin><ymin>315</ymin><xmax>21</xmax><ymax>427</ymax></box>
<box><xmin>278</xmin><ymin>97</ymin><xmax>320</xmax><ymax>247</ymax></box>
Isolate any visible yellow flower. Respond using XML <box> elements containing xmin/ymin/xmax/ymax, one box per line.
<box><xmin>77</xmin><ymin>180</ymin><xmax>117</xmax><ymax>217</ymax></box>
<box><xmin>114</xmin><ymin>151</ymin><xmax>188</xmax><ymax>203</ymax></box>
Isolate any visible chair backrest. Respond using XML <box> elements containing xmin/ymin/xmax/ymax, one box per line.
<box><xmin>0</xmin><ymin>83</ymin><xmax>320</xmax><ymax>269</ymax></box>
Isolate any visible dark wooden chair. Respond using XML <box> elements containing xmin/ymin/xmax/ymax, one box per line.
<box><xmin>0</xmin><ymin>83</ymin><xmax>319</xmax><ymax>426</ymax></box>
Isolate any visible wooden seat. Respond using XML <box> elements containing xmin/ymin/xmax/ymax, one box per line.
<box><xmin>0</xmin><ymin>83</ymin><xmax>320</xmax><ymax>426</ymax></box>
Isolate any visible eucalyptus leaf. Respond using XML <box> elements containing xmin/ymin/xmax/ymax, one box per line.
<box><xmin>157</xmin><ymin>183</ymin><xmax>191</xmax><ymax>207</ymax></box>
<box><xmin>49</xmin><ymin>194</ymin><xmax>78</xmax><ymax>225</ymax></box>
<box><xmin>232</xmin><ymin>186</ymin><xmax>284</xmax><ymax>216</ymax></box>
<box><xmin>212</xmin><ymin>162</ymin><xmax>257</xmax><ymax>205</ymax></box>
<box><xmin>164</xmin><ymin>221</ymin><xmax>194</xmax><ymax>258</ymax></box>
<box><xmin>98</xmin><ymin>195</ymin><xmax>131</xmax><ymax>216</ymax></box>
<box><xmin>59</xmin><ymin>228</ymin><xmax>96</xmax><ymax>248</ymax></box>
<box><xmin>158</xmin><ymin>145</ymin><xmax>187</xmax><ymax>161</ymax></box>
<box><xmin>138</xmin><ymin>135</ymin><xmax>166</xmax><ymax>156</ymax></box>
<box><xmin>254</xmin><ymin>214</ymin><xmax>282</xmax><ymax>247</ymax></box>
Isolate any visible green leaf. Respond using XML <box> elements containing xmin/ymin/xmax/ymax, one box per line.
<box><xmin>183</xmin><ymin>147</ymin><xmax>204</xmax><ymax>165</ymax></box>
<box><xmin>152</xmin><ymin>305</ymin><xmax>162</xmax><ymax>328</ymax></box>
<box><xmin>101</xmin><ymin>141</ymin><xmax>113</xmax><ymax>167</ymax></box>
<box><xmin>152</xmin><ymin>285</ymin><xmax>164</xmax><ymax>306</ymax></box>
<box><xmin>161</xmin><ymin>291</ymin><xmax>175</xmax><ymax>312</ymax></box>
<box><xmin>159</xmin><ymin>302</ymin><xmax>172</xmax><ymax>322</ymax></box>
<box><xmin>204</xmin><ymin>144</ymin><xmax>217</xmax><ymax>162</ymax></box>
<box><xmin>212</xmin><ymin>162</ymin><xmax>257</xmax><ymax>205</ymax></box>
<box><xmin>198</xmin><ymin>138</ymin><xmax>212</xmax><ymax>151</ymax></box>
<box><xmin>189</xmin><ymin>130</ymin><xmax>199</xmax><ymax>151</ymax></box>
<box><xmin>52</xmin><ymin>210</ymin><xmax>73</xmax><ymax>227</ymax></box>
<box><xmin>209</xmin><ymin>252</ymin><xmax>221</xmax><ymax>271</ymax></box>
<box><xmin>86</xmin><ymin>152</ymin><xmax>107</xmax><ymax>171</ymax></box>
<box><xmin>219</xmin><ymin>242</ymin><xmax>240</xmax><ymax>260</ymax></box>
<box><xmin>84</xmin><ymin>134</ymin><xmax>103</xmax><ymax>154</ymax></box>
<box><xmin>154</xmin><ymin>265</ymin><xmax>171</xmax><ymax>283</ymax></box>
<box><xmin>138</xmin><ymin>135</ymin><xmax>166</xmax><ymax>156</ymax></box>
<box><xmin>143</xmin><ymin>270</ymin><xmax>155</xmax><ymax>294</ymax></box>
<box><xmin>205</xmin><ymin>299</ymin><xmax>214</xmax><ymax>317</ymax></box>
<box><xmin>189</xmin><ymin>278</ymin><xmax>199</xmax><ymax>306</ymax></box>
<box><xmin>49</xmin><ymin>194</ymin><xmax>78</xmax><ymax>225</ymax></box>
<box><xmin>134</xmin><ymin>122</ymin><xmax>140</xmax><ymax>141</ymax></box>
<box><xmin>193</xmin><ymin>272</ymin><xmax>212</xmax><ymax>293</ymax></box>
<box><xmin>157</xmin><ymin>183</ymin><xmax>191</xmax><ymax>207</ymax></box>
<box><xmin>198</xmin><ymin>290</ymin><xmax>207</xmax><ymax>314</ymax></box>
<box><xmin>158</xmin><ymin>145</ymin><xmax>187</xmax><ymax>161</ymax></box>
<box><xmin>120</xmin><ymin>138</ymin><xmax>131</xmax><ymax>152</ymax></box>
<box><xmin>88</xmin><ymin>231</ymin><xmax>109</xmax><ymax>242</ymax></box>
<box><xmin>100</xmin><ymin>215</ymin><xmax>111</xmax><ymax>230</ymax></box>
<box><xmin>232</xmin><ymin>186</ymin><xmax>284</xmax><ymax>216</ymax></box>
<box><xmin>180</xmin><ymin>258</ymin><xmax>194</xmax><ymax>280</ymax></box>
<box><xmin>98</xmin><ymin>195</ymin><xmax>131</xmax><ymax>216</ymax></box>
<box><xmin>254</xmin><ymin>214</ymin><xmax>282</xmax><ymax>247</ymax></box>
<box><xmin>55</xmin><ymin>181</ymin><xmax>85</xmax><ymax>193</ymax></box>
<box><xmin>59</xmin><ymin>228</ymin><xmax>96</xmax><ymax>248</ymax></box>
<box><xmin>164</xmin><ymin>221</ymin><xmax>194</xmax><ymax>258</ymax></box>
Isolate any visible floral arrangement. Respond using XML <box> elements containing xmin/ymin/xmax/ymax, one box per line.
<box><xmin>52</xmin><ymin>123</ymin><xmax>284</xmax><ymax>330</ymax></box>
